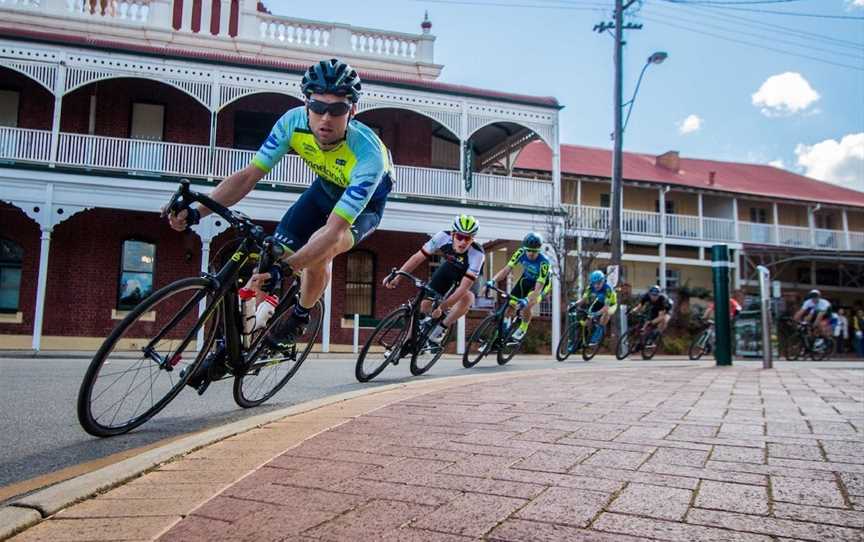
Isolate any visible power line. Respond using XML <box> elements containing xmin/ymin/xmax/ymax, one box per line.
<box><xmin>638</xmin><ymin>13</ymin><xmax>864</xmax><ymax>70</ymax></box>
<box><xmin>410</xmin><ymin>0</ymin><xmax>610</xmax><ymax>10</ymax></box>
<box><xmin>659</xmin><ymin>2</ymin><xmax>864</xmax><ymax>20</ymax></box>
<box><xmin>643</xmin><ymin>5</ymin><xmax>864</xmax><ymax>60</ymax></box>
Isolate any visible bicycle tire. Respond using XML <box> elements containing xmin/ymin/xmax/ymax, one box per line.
<box><xmin>812</xmin><ymin>337</ymin><xmax>835</xmax><ymax>361</ymax></box>
<box><xmin>615</xmin><ymin>327</ymin><xmax>639</xmax><ymax>360</ymax></box>
<box><xmin>555</xmin><ymin>323</ymin><xmax>576</xmax><ymax>361</ymax></box>
<box><xmin>77</xmin><ymin>277</ymin><xmax>220</xmax><ymax>437</ymax></box>
<box><xmin>641</xmin><ymin>332</ymin><xmax>660</xmax><ymax>360</ymax></box>
<box><xmin>784</xmin><ymin>334</ymin><xmax>804</xmax><ymax>361</ymax></box>
<box><xmin>688</xmin><ymin>329</ymin><xmax>711</xmax><ymax>360</ymax></box>
<box><xmin>355</xmin><ymin>308</ymin><xmax>410</xmax><ymax>382</ymax></box>
<box><xmin>582</xmin><ymin>322</ymin><xmax>604</xmax><ymax>361</ymax></box>
<box><xmin>463</xmin><ymin>314</ymin><xmax>498</xmax><ymax>368</ymax></box>
<box><xmin>497</xmin><ymin>318</ymin><xmax>524</xmax><ymax>365</ymax></box>
<box><xmin>233</xmin><ymin>299</ymin><xmax>323</xmax><ymax>408</ymax></box>
<box><xmin>410</xmin><ymin>320</ymin><xmax>453</xmax><ymax>376</ymax></box>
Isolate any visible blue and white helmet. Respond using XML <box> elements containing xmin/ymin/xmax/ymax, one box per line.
<box><xmin>301</xmin><ymin>58</ymin><xmax>362</xmax><ymax>103</ymax></box>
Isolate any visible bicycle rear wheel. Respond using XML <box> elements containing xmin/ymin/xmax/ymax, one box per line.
<box><xmin>233</xmin><ymin>299</ymin><xmax>323</xmax><ymax>408</ymax></box>
<box><xmin>77</xmin><ymin>277</ymin><xmax>220</xmax><ymax>437</ymax></box>
<box><xmin>811</xmin><ymin>337</ymin><xmax>835</xmax><ymax>361</ymax></box>
<box><xmin>555</xmin><ymin>323</ymin><xmax>578</xmax><ymax>362</ymax></box>
<box><xmin>410</xmin><ymin>320</ymin><xmax>453</xmax><ymax>376</ymax></box>
<box><xmin>355</xmin><ymin>308</ymin><xmax>410</xmax><ymax>382</ymax></box>
<box><xmin>642</xmin><ymin>331</ymin><xmax>660</xmax><ymax>360</ymax></box>
<box><xmin>463</xmin><ymin>314</ymin><xmax>498</xmax><ymax>368</ymax></box>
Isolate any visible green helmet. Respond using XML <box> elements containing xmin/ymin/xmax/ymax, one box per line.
<box><xmin>452</xmin><ymin>214</ymin><xmax>479</xmax><ymax>236</ymax></box>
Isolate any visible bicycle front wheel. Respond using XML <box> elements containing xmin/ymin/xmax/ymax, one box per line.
<box><xmin>642</xmin><ymin>331</ymin><xmax>660</xmax><ymax>360</ymax></box>
<box><xmin>355</xmin><ymin>308</ymin><xmax>410</xmax><ymax>382</ymax></box>
<box><xmin>688</xmin><ymin>329</ymin><xmax>711</xmax><ymax>360</ymax></box>
<box><xmin>615</xmin><ymin>327</ymin><xmax>638</xmax><ymax>360</ymax></box>
<box><xmin>233</xmin><ymin>299</ymin><xmax>323</xmax><ymax>408</ymax></box>
<box><xmin>555</xmin><ymin>323</ymin><xmax>577</xmax><ymax>362</ymax></box>
<box><xmin>77</xmin><ymin>277</ymin><xmax>220</xmax><ymax>437</ymax></box>
<box><xmin>463</xmin><ymin>314</ymin><xmax>498</xmax><ymax>368</ymax></box>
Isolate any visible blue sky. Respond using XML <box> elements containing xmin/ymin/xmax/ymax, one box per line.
<box><xmin>272</xmin><ymin>1</ymin><xmax>864</xmax><ymax>191</ymax></box>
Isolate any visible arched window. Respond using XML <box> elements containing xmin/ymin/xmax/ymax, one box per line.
<box><xmin>118</xmin><ymin>240</ymin><xmax>156</xmax><ymax>309</ymax></box>
<box><xmin>0</xmin><ymin>238</ymin><xmax>23</xmax><ymax>312</ymax></box>
<box><xmin>344</xmin><ymin>250</ymin><xmax>375</xmax><ymax>317</ymax></box>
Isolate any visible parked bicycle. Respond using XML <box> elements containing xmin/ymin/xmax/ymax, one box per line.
<box><xmin>77</xmin><ymin>180</ymin><xmax>323</xmax><ymax>437</ymax></box>
<box><xmin>783</xmin><ymin>318</ymin><xmax>834</xmax><ymax>361</ymax></box>
<box><xmin>556</xmin><ymin>301</ymin><xmax>605</xmax><ymax>362</ymax></box>
<box><xmin>688</xmin><ymin>317</ymin><xmax>715</xmax><ymax>360</ymax></box>
<box><xmin>615</xmin><ymin>309</ymin><xmax>662</xmax><ymax>360</ymax></box>
<box><xmin>462</xmin><ymin>283</ymin><xmax>526</xmax><ymax>368</ymax></box>
<box><xmin>354</xmin><ymin>269</ymin><xmax>452</xmax><ymax>382</ymax></box>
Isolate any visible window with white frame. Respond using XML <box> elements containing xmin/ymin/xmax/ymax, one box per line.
<box><xmin>655</xmin><ymin>267</ymin><xmax>680</xmax><ymax>290</ymax></box>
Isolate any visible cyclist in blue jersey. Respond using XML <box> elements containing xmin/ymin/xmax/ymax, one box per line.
<box><xmin>486</xmin><ymin>233</ymin><xmax>551</xmax><ymax>341</ymax></box>
<box><xmin>576</xmin><ymin>270</ymin><xmax>618</xmax><ymax>346</ymax></box>
<box><xmin>167</xmin><ymin>58</ymin><xmax>393</xmax><ymax>348</ymax></box>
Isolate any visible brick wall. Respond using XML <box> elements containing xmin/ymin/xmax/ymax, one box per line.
<box><xmin>0</xmin><ymin>69</ymin><xmax>54</xmax><ymax>129</ymax></box>
<box><xmin>216</xmin><ymin>93</ymin><xmax>302</xmax><ymax>148</ymax></box>
<box><xmin>354</xmin><ymin>109</ymin><xmax>433</xmax><ymax>167</ymax></box>
<box><xmin>0</xmin><ymin>203</ymin><xmax>41</xmax><ymax>334</ymax></box>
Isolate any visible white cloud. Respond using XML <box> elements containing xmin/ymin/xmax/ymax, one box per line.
<box><xmin>752</xmin><ymin>72</ymin><xmax>820</xmax><ymax>116</ymax></box>
<box><xmin>677</xmin><ymin>114</ymin><xmax>702</xmax><ymax>134</ymax></box>
<box><xmin>794</xmin><ymin>133</ymin><xmax>864</xmax><ymax>192</ymax></box>
<box><xmin>847</xmin><ymin>0</ymin><xmax>864</xmax><ymax>8</ymax></box>
<box><xmin>768</xmin><ymin>159</ymin><xmax>785</xmax><ymax>170</ymax></box>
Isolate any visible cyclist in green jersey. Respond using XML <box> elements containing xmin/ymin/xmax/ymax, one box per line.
<box><xmin>167</xmin><ymin>58</ymin><xmax>393</xmax><ymax>348</ymax></box>
<box><xmin>486</xmin><ymin>233</ymin><xmax>551</xmax><ymax>341</ymax></box>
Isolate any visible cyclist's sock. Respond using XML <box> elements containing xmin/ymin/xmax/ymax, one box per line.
<box><xmin>293</xmin><ymin>304</ymin><xmax>311</xmax><ymax>319</ymax></box>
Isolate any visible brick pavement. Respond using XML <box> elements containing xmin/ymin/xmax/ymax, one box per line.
<box><xmin>10</xmin><ymin>366</ymin><xmax>864</xmax><ymax>541</ymax></box>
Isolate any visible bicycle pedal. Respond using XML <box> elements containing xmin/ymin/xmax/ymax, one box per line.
<box><xmin>196</xmin><ymin>378</ymin><xmax>212</xmax><ymax>396</ymax></box>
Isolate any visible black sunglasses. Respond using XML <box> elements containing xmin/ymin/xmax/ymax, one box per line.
<box><xmin>307</xmin><ymin>99</ymin><xmax>352</xmax><ymax>117</ymax></box>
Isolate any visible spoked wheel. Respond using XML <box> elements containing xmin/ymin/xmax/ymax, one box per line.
<box><xmin>642</xmin><ymin>330</ymin><xmax>660</xmax><ymax>360</ymax></box>
<box><xmin>497</xmin><ymin>319</ymin><xmax>524</xmax><ymax>366</ymax></box>
<box><xmin>233</xmin><ymin>299</ymin><xmax>323</xmax><ymax>408</ymax></box>
<box><xmin>784</xmin><ymin>334</ymin><xmax>804</xmax><ymax>361</ymax></box>
<box><xmin>582</xmin><ymin>322</ymin><xmax>604</xmax><ymax>361</ymax></box>
<box><xmin>410</xmin><ymin>320</ymin><xmax>453</xmax><ymax>376</ymax></box>
<box><xmin>555</xmin><ymin>323</ymin><xmax>578</xmax><ymax>362</ymax></box>
<box><xmin>355</xmin><ymin>308</ymin><xmax>410</xmax><ymax>382</ymax></box>
<box><xmin>463</xmin><ymin>315</ymin><xmax>498</xmax><ymax>368</ymax></box>
<box><xmin>77</xmin><ymin>277</ymin><xmax>220</xmax><ymax>437</ymax></box>
<box><xmin>616</xmin><ymin>327</ymin><xmax>640</xmax><ymax>360</ymax></box>
<box><xmin>688</xmin><ymin>329</ymin><xmax>712</xmax><ymax>360</ymax></box>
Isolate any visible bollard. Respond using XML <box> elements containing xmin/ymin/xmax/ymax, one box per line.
<box><xmin>711</xmin><ymin>245</ymin><xmax>732</xmax><ymax>366</ymax></box>
<box><xmin>353</xmin><ymin>313</ymin><xmax>360</xmax><ymax>354</ymax></box>
<box><xmin>757</xmin><ymin>265</ymin><xmax>773</xmax><ymax>369</ymax></box>
<box><xmin>619</xmin><ymin>304</ymin><xmax>628</xmax><ymax>340</ymax></box>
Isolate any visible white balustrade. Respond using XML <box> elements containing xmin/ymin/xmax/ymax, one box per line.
<box><xmin>0</xmin><ymin>0</ymin><xmax>41</xmax><ymax>9</ymax></box>
<box><xmin>738</xmin><ymin>221</ymin><xmax>774</xmax><ymax>244</ymax></box>
<box><xmin>0</xmin><ymin>126</ymin><xmax>52</xmax><ymax>162</ymax></box>
<box><xmin>469</xmin><ymin>173</ymin><xmax>552</xmax><ymax>208</ymax></box>
<box><xmin>258</xmin><ymin>16</ymin><xmax>331</xmax><ymax>47</ymax></box>
<box><xmin>814</xmin><ymin>228</ymin><xmax>842</xmax><ymax>250</ymax></box>
<box><xmin>777</xmin><ymin>225</ymin><xmax>810</xmax><ymax>248</ymax></box>
<box><xmin>623</xmin><ymin>209</ymin><xmax>660</xmax><ymax>236</ymax></box>
<box><xmin>572</xmin><ymin>205</ymin><xmax>611</xmax><ymax>232</ymax></box>
<box><xmin>849</xmin><ymin>231</ymin><xmax>864</xmax><ymax>251</ymax></box>
<box><xmin>66</xmin><ymin>0</ymin><xmax>150</xmax><ymax>22</ymax></box>
<box><xmin>392</xmin><ymin>165</ymin><xmax>461</xmax><ymax>200</ymax></box>
<box><xmin>56</xmin><ymin>132</ymin><xmax>210</xmax><ymax>177</ymax></box>
<box><xmin>703</xmin><ymin>216</ymin><xmax>736</xmax><ymax>241</ymax></box>
<box><xmin>666</xmin><ymin>214</ymin><xmax>700</xmax><ymax>239</ymax></box>
<box><xmin>351</xmin><ymin>31</ymin><xmax>418</xmax><ymax>60</ymax></box>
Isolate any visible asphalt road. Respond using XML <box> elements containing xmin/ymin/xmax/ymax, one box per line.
<box><xmin>0</xmin><ymin>352</ymin><xmax>578</xmax><ymax>501</ymax></box>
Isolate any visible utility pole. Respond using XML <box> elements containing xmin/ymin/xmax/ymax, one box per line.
<box><xmin>595</xmin><ymin>1</ymin><xmax>642</xmax><ymax>274</ymax></box>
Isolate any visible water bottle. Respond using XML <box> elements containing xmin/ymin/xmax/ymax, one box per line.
<box><xmin>238</xmin><ymin>287</ymin><xmax>257</xmax><ymax>336</ymax></box>
<box><xmin>254</xmin><ymin>294</ymin><xmax>279</xmax><ymax>330</ymax></box>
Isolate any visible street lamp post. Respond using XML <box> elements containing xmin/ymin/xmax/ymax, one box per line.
<box><xmin>609</xmin><ymin>47</ymin><xmax>667</xmax><ymax>276</ymax></box>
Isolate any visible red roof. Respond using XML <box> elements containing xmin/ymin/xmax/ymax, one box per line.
<box><xmin>515</xmin><ymin>142</ymin><xmax>864</xmax><ymax>209</ymax></box>
<box><xmin>0</xmin><ymin>26</ymin><xmax>559</xmax><ymax>108</ymax></box>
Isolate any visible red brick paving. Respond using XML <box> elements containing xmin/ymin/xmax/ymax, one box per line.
<box><xmin>14</xmin><ymin>366</ymin><xmax>864</xmax><ymax>541</ymax></box>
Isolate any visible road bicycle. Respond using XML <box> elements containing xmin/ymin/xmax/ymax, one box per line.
<box><xmin>77</xmin><ymin>180</ymin><xmax>322</xmax><ymax>437</ymax></box>
<box><xmin>784</xmin><ymin>319</ymin><xmax>834</xmax><ymax>361</ymax></box>
<box><xmin>462</xmin><ymin>283</ymin><xmax>527</xmax><ymax>368</ymax></box>
<box><xmin>354</xmin><ymin>269</ymin><xmax>452</xmax><ymax>382</ymax></box>
<box><xmin>556</xmin><ymin>301</ymin><xmax>605</xmax><ymax>362</ymax></box>
<box><xmin>616</xmin><ymin>311</ymin><xmax>662</xmax><ymax>360</ymax></box>
<box><xmin>688</xmin><ymin>317</ymin><xmax>715</xmax><ymax>360</ymax></box>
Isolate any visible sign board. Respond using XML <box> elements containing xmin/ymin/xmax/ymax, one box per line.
<box><xmin>606</xmin><ymin>264</ymin><xmax>620</xmax><ymax>288</ymax></box>
<box><xmin>463</xmin><ymin>142</ymin><xmax>473</xmax><ymax>192</ymax></box>
<box><xmin>772</xmin><ymin>280</ymin><xmax>781</xmax><ymax>299</ymax></box>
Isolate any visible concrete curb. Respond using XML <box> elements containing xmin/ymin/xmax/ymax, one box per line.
<box><xmin>0</xmin><ymin>366</ymin><xmax>583</xmax><ymax>539</ymax></box>
<box><xmin>0</xmin><ymin>507</ymin><xmax>41</xmax><ymax>540</ymax></box>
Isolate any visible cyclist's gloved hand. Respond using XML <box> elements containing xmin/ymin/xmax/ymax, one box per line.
<box><xmin>184</xmin><ymin>207</ymin><xmax>201</xmax><ymax>228</ymax></box>
<box><xmin>516</xmin><ymin>298</ymin><xmax>528</xmax><ymax>310</ymax></box>
<box><xmin>263</xmin><ymin>264</ymin><xmax>283</xmax><ymax>292</ymax></box>
<box><xmin>485</xmin><ymin>280</ymin><xmax>496</xmax><ymax>289</ymax></box>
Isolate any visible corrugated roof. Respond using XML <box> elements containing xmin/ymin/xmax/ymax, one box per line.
<box><xmin>515</xmin><ymin>141</ymin><xmax>864</xmax><ymax>208</ymax></box>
